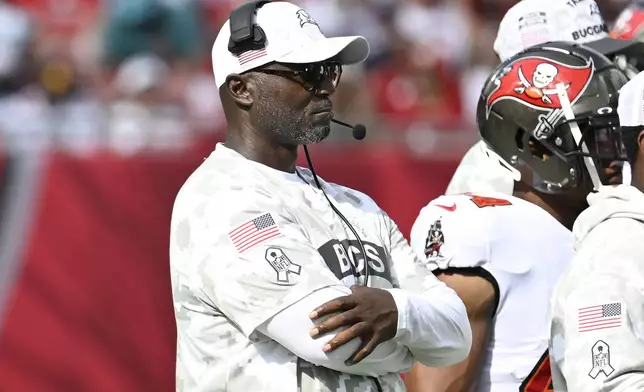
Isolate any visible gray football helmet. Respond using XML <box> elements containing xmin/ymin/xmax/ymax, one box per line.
<box><xmin>477</xmin><ymin>42</ymin><xmax>628</xmax><ymax>194</ymax></box>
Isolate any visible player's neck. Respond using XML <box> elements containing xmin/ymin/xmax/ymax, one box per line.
<box><xmin>224</xmin><ymin>132</ymin><xmax>298</xmax><ymax>173</ymax></box>
<box><xmin>632</xmin><ymin>162</ymin><xmax>644</xmax><ymax>193</ymax></box>
<box><xmin>514</xmin><ymin>190</ymin><xmax>579</xmax><ymax>230</ymax></box>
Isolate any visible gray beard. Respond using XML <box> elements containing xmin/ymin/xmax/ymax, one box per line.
<box><xmin>288</xmin><ymin>125</ymin><xmax>330</xmax><ymax>145</ymax></box>
<box><xmin>255</xmin><ymin>94</ymin><xmax>330</xmax><ymax>145</ymax></box>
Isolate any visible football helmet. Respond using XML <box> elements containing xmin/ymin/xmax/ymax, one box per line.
<box><xmin>477</xmin><ymin>42</ymin><xmax>628</xmax><ymax>194</ymax></box>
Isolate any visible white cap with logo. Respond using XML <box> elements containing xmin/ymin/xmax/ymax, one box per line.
<box><xmin>494</xmin><ymin>0</ymin><xmax>608</xmax><ymax>61</ymax></box>
<box><xmin>211</xmin><ymin>1</ymin><xmax>370</xmax><ymax>89</ymax></box>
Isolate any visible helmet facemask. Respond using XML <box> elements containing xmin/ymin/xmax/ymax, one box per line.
<box><xmin>496</xmin><ymin>91</ymin><xmax>626</xmax><ymax>194</ymax></box>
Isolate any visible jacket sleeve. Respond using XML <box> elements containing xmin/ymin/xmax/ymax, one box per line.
<box><xmin>257</xmin><ymin>285</ymin><xmax>414</xmax><ymax>377</ymax></box>
<box><xmin>550</xmin><ymin>272</ymin><xmax>644</xmax><ymax>391</ymax></box>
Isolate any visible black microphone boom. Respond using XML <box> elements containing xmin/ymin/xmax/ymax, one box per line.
<box><xmin>331</xmin><ymin>118</ymin><xmax>367</xmax><ymax>140</ymax></box>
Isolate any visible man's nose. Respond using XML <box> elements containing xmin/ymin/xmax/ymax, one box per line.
<box><xmin>315</xmin><ymin>78</ymin><xmax>336</xmax><ymax>97</ymax></box>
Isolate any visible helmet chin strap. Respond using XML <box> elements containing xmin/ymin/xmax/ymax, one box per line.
<box><xmin>555</xmin><ymin>82</ymin><xmax>603</xmax><ymax>191</ymax></box>
<box><xmin>622</xmin><ymin>161</ymin><xmax>632</xmax><ymax>185</ymax></box>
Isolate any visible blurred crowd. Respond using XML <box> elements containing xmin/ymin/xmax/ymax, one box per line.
<box><xmin>0</xmin><ymin>0</ymin><xmax>632</xmax><ymax>157</ymax></box>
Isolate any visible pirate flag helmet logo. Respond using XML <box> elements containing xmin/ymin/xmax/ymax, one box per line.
<box><xmin>424</xmin><ymin>219</ymin><xmax>445</xmax><ymax>259</ymax></box>
<box><xmin>476</xmin><ymin>42</ymin><xmax>629</xmax><ymax>195</ymax></box>
<box><xmin>485</xmin><ymin>56</ymin><xmax>594</xmax><ymax>138</ymax></box>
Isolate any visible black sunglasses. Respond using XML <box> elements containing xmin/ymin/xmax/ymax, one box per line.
<box><xmin>250</xmin><ymin>62</ymin><xmax>343</xmax><ymax>93</ymax></box>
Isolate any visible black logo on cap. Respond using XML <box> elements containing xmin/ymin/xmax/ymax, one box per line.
<box><xmin>296</xmin><ymin>9</ymin><xmax>319</xmax><ymax>29</ymax></box>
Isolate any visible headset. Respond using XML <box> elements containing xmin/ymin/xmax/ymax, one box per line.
<box><xmin>225</xmin><ymin>2</ymin><xmax>381</xmax><ymax>392</ymax></box>
<box><xmin>227</xmin><ymin>0</ymin><xmax>271</xmax><ymax>55</ymax></box>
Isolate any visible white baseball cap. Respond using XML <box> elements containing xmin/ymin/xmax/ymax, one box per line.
<box><xmin>494</xmin><ymin>0</ymin><xmax>609</xmax><ymax>61</ymax></box>
<box><xmin>211</xmin><ymin>1</ymin><xmax>370</xmax><ymax>89</ymax></box>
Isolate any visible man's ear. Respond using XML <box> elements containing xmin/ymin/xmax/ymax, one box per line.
<box><xmin>638</xmin><ymin>129</ymin><xmax>644</xmax><ymax>157</ymax></box>
<box><xmin>226</xmin><ymin>74</ymin><xmax>253</xmax><ymax>107</ymax></box>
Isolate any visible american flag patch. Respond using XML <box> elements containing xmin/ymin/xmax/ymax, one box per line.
<box><xmin>520</xmin><ymin>29</ymin><xmax>548</xmax><ymax>48</ymax></box>
<box><xmin>228</xmin><ymin>213</ymin><xmax>281</xmax><ymax>253</ymax></box>
<box><xmin>578</xmin><ymin>302</ymin><xmax>622</xmax><ymax>333</ymax></box>
<box><xmin>238</xmin><ymin>48</ymin><xmax>267</xmax><ymax>66</ymax></box>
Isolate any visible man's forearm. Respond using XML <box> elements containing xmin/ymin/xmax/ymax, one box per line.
<box><xmin>387</xmin><ymin>285</ymin><xmax>472</xmax><ymax>367</ymax></box>
<box><xmin>259</xmin><ymin>285</ymin><xmax>414</xmax><ymax>376</ymax></box>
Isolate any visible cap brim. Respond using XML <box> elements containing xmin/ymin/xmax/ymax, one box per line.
<box><xmin>586</xmin><ymin>37</ymin><xmax>640</xmax><ymax>57</ymax></box>
<box><xmin>276</xmin><ymin>36</ymin><xmax>370</xmax><ymax>65</ymax></box>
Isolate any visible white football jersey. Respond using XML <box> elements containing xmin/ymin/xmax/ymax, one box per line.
<box><xmin>170</xmin><ymin>143</ymin><xmax>458</xmax><ymax>392</ymax></box>
<box><xmin>410</xmin><ymin>192</ymin><xmax>572</xmax><ymax>392</ymax></box>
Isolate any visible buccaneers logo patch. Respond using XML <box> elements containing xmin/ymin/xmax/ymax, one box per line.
<box><xmin>296</xmin><ymin>9</ymin><xmax>320</xmax><ymax>29</ymax></box>
<box><xmin>424</xmin><ymin>219</ymin><xmax>445</xmax><ymax>259</ymax></box>
<box><xmin>486</xmin><ymin>56</ymin><xmax>594</xmax><ymax>138</ymax></box>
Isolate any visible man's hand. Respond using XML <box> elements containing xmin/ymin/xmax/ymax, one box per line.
<box><xmin>309</xmin><ymin>285</ymin><xmax>398</xmax><ymax>366</ymax></box>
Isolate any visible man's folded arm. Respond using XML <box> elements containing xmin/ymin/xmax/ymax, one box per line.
<box><xmin>257</xmin><ymin>285</ymin><xmax>414</xmax><ymax>377</ymax></box>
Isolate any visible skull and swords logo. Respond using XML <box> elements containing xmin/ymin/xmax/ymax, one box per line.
<box><xmin>514</xmin><ymin>63</ymin><xmax>570</xmax><ymax>104</ymax></box>
<box><xmin>484</xmin><ymin>56</ymin><xmax>594</xmax><ymax>139</ymax></box>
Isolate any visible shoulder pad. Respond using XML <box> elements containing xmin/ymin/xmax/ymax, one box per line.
<box><xmin>411</xmin><ymin>193</ymin><xmax>523</xmax><ymax>270</ymax></box>
<box><xmin>411</xmin><ymin>194</ymin><xmax>493</xmax><ymax>271</ymax></box>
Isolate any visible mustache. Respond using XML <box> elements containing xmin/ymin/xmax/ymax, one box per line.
<box><xmin>310</xmin><ymin>101</ymin><xmax>332</xmax><ymax>114</ymax></box>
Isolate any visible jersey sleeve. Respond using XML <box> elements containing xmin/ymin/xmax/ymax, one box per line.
<box><xmin>193</xmin><ymin>192</ymin><xmax>341</xmax><ymax>338</ymax></box>
<box><xmin>551</xmin><ymin>273</ymin><xmax>644</xmax><ymax>391</ymax></box>
<box><xmin>378</xmin><ymin>208</ymin><xmax>472</xmax><ymax>367</ymax></box>
<box><xmin>409</xmin><ymin>198</ymin><xmax>490</xmax><ymax>272</ymax></box>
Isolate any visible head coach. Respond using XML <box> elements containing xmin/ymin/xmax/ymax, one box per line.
<box><xmin>169</xmin><ymin>1</ymin><xmax>471</xmax><ymax>392</ymax></box>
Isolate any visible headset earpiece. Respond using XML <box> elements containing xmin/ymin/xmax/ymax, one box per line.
<box><xmin>227</xmin><ymin>0</ymin><xmax>272</xmax><ymax>55</ymax></box>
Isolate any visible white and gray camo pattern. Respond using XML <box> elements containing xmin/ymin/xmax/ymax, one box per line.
<box><xmin>170</xmin><ymin>144</ymin><xmax>448</xmax><ymax>392</ymax></box>
<box><xmin>549</xmin><ymin>186</ymin><xmax>644</xmax><ymax>391</ymax></box>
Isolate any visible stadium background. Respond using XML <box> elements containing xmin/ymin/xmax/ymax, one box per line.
<box><xmin>0</xmin><ymin>0</ymin><xmax>629</xmax><ymax>390</ymax></box>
